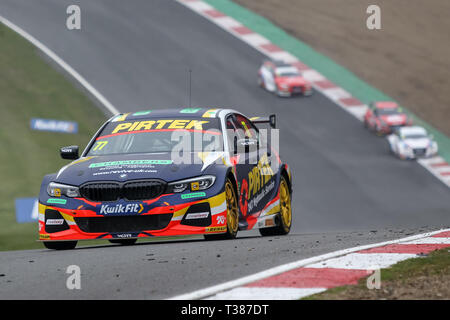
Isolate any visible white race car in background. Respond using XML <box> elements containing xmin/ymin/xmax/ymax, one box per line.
<box><xmin>387</xmin><ymin>126</ymin><xmax>438</xmax><ymax>160</ymax></box>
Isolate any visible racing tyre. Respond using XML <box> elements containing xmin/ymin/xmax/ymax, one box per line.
<box><xmin>258</xmin><ymin>76</ymin><xmax>264</xmax><ymax>88</ymax></box>
<box><xmin>259</xmin><ymin>176</ymin><xmax>292</xmax><ymax>236</ymax></box>
<box><xmin>204</xmin><ymin>178</ymin><xmax>239</xmax><ymax>241</ymax></box>
<box><xmin>108</xmin><ymin>239</ymin><xmax>137</xmax><ymax>246</ymax></box>
<box><xmin>43</xmin><ymin>241</ymin><xmax>77</xmax><ymax>250</ymax></box>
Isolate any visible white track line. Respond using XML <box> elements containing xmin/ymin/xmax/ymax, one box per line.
<box><xmin>306</xmin><ymin>253</ymin><xmax>416</xmax><ymax>270</ymax></box>
<box><xmin>0</xmin><ymin>15</ymin><xmax>119</xmax><ymax>116</ymax></box>
<box><xmin>205</xmin><ymin>287</ymin><xmax>327</xmax><ymax>300</ymax></box>
<box><xmin>168</xmin><ymin>228</ymin><xmax>450</xmax><ymax>299</ymax></box>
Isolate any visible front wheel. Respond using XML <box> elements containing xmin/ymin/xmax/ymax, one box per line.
<box><xmin>259</xmin><ymin>176</ymin><xmax>292</xmax><ymax>236</ymax></box>
<box><xmin>204</xmin><ymin>178</ymin><xmax>239</xmax><ymax>241</ymax></box>
<box><xmin>43</xmin><ymin>241</ymin><xmax>77</xmax><ymax>250</ymax></box>
<box><xmin>257</xmin><ymin>75</ymin><xmax>264</xmax><ymax>88</ymax></box>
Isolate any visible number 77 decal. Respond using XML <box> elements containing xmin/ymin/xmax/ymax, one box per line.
<box><xmin>93</xmin><ymin>140</ymin><xmax>108</xmax><ymax>151</ymax></box>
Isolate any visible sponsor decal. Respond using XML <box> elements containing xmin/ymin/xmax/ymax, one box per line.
<box><xmin>115</xmin><ymin>233</ymin><xmax>133</xmax><ymax>238</ymax></box>
<box><xmin>89</xmin><ymin>159</ymin><xmax>172</xmax><ymax>168</ymax></box>
<box><xmin>265</xmin><ymin>218</ymin><xmax>275</xmax><ymax>227</ymax></box>
<box><xmin>216</xmin><ymin>215</ymin><xmax>226</xmax><ymax>224</ymax></box>
<box><xmin>39</xmin><ymin>233</ymin><xmax>50</xmax><ymax>240</ymax></box>
<box><xmin>111</xmin><ymin>119</ymin><xmax>210</xmax><ymax>134</ymax></box>
<box><xmin>181</xmin><ymin>192</ymin><xmax>206</xmax><ymax>200</ymax></box>
<box><xmin>30</xmin><ymin>118</ymin><xmax>78</xmax><ymax>134</ymax></box>
<box><xmin>46</xmin><ymin>219</ymin><xmax>65</xmax><ymax>225</ymax></box>
<box><xmin>202</xmin><ymin>109</ymin><xmax>219</xmax><ymax>118</ymax></box>
<box><xmin>191</xmin><ymin>181</ymin><xmax>200</xmax><ymax>191</ymax></box>
<box><xmin>180</xmin><ymin>108</ymin><xmax>201</xmax><ymax>114</ymax></box>
<box><xmin>92</xmin><ymin>140</ymin><xmax>108</xmax><ymax>151</ymax></box>
<box><xmin>239</xmin><ymin>179</ymin><xmax>249</xmax><ymax>217</ymax></box>
<box><xmin>99</xmin><ymin>203</ymin><xmax>144</xmax><ymax>215</ymax></box>
<box><xmin>248</xmin><ymin>180</ymin><xmax>275</xmax><ymax>212</ymax></box>
<box><xmin>185</xmin><ymin>212</ymin><xmax>209</xmax><ymax>220</ymax></box>
<box><xmin>206</xmin><ymin>226</ymin><xmax>227</xmax><ymax>233</ymax></box>
<box><xmin>112</xmin><ymin>113</ymin><xmax>130</xmax><ymax>122</ymax></box>
<box><xmin>248</xmin><ymin>154</ymin><xmax>274</xmax><ymax>198</ymax></box>
<box><xmin>47</xmin><ymin>198</ymin><xmax>67</xmax><ymax>205</ymax></box>
<box><xmin>132</xmin><ymin>110</ymin><xmax>151</xmax><ymax>116</ymax></box>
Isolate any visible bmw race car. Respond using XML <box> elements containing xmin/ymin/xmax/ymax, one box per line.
<box><xmin>258</xmin><ymin>60</ymin><xmax>312</xmax><ymax>97</ymax></box>
<box><xmin>364</xmin><ymin>101</ymin><xmax>412</xmax><ymax>135</ymax></box>
<box><xmin>38</xmin><ymin>108</ymin><xmax>293</xmax><ymax>249</ymax></box>
<box><xmin>387</xmin><ymin>126</ymin><xmax>438</xmax><ymax>160</ymax></box>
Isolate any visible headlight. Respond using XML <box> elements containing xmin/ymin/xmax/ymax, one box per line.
<box><xmin>400</xmin><ymin>142</ymin><xmax>412</xmax><ymax>152</ymax></box>
<box><xmin>166</xmin><ymin>175</ymin><xmax>216</xmax><ymax>193</ymax></box>
<box><xmin>431</xmin><ymin>142</ymin><xmax>438</xmax><ymax>153</ymax></box>
<box><xmin>278</xmin><ymin>83</ymin><xmax>289</xmax><ymax>90</ymax></box>
<box><xmin>47</xmin><ymin>182</ymin><xmax>80</xmax><ymax>198</ymax></box>
<box><xmin>379</xmin><ymin>119</ymin><xmax>388</xmax><ymax>127</ymax></box>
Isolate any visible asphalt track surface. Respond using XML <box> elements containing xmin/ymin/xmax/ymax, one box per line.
<box><xmin>0</xmin><ymin>0</ymin><xmax>449</xmax><ymax>299</ymax></box>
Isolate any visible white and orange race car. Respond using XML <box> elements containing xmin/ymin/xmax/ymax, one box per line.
<box><xmin>38</xmin><ymin>108</ymin><xmax>293</xmax><ymax>249</ymax></box>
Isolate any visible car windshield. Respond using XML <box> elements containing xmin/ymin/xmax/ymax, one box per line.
<box><xmin>402</xmin><ymin>133</ymin><xmax>427</xmax><ymax>140</ymax></box>
<box><xmin>377</xmin><ymin>108</ymin><xmax>400</xmax><ymax>115</ymax></box>
<box><xmin>86</xmin><ymin>118</ymin><xmax>223</xmax><ymax>156</ymax></box>
<box><xmin>275</xmin><ymin>67</ymin><xmax>299</xmax><ymax>77</ymax></box>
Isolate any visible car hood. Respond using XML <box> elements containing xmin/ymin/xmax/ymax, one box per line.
<box><xmin>54</xmin><ymin>152</ymin><xmax>227</xmax><ymax>186</ymax></box>
<box><xmin>276</xmin><ymin>76</ymin><xmax>307</xmax><ymax>86</ymax></box>
<box><xmin>380</xmin><ymin>114</ymin><xmax>407</xmax><ymax>125</ymax></box>
<box><xmin>403</xmin><ymin>138</ymin><xmax>431</xmax><ymax>149</ymax></box>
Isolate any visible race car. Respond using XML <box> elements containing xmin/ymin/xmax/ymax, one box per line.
<box><xmin>38</xmin><ymin>108</ymin><xmax>293</xmax><ymax>249</ymax></box>
<box><xmin>363</xmin><ymin>101</ymin><xmax>412</xmax><ymax>135</ymax></box>
<box><xmin>258</xmin><ymin>60</ymin><xmax>312</xmax><ymax>97</ymax></box>
<box><xmin>387</xmin><ymin>126</ymin><xmax>438</xmax><ymax>160</ymax></box>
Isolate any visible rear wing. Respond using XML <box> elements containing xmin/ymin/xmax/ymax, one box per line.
<box><xmin>250</xmin><ymin>114</ymin><xmax>276</xmax><ymax>129</ymax></box>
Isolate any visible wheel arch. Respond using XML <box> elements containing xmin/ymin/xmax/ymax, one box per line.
<box><xmin>280</xmin><ymin>164</ymin><xmax>293</xmax><ymax>194</ymax></box>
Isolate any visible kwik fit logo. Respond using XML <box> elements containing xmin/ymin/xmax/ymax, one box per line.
<box><xmin>99</xmin><ymin>203</ymin><xmax>144</xmax><ymax>215</ymax></box>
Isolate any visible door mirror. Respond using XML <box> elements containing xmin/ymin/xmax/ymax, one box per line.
<box><xmin>60</xmin><ymin>145</ymin><xmax>79</xmax><ymax>160</ymax></box>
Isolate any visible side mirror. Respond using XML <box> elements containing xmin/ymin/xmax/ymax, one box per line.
<box><xmin>269</xmin><ymin>114</ymin><xmax>276</xmax><ymax>129</ymax></box>
<box><xmin>60</xmin><ymin>145</ymin><xmax>79</xmax><ymax>160</ymax></box>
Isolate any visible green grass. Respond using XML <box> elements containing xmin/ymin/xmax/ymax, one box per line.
<box><xmin>0</xmin><ymin>23</ymin><xmax>107</xmax><ymax>251</ymax></box>
<box><xmin>305</xmin><ymin>248</ymin><xmax>450</xmax><ymax>299</ymax></box>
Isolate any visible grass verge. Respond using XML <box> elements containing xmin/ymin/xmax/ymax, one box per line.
<box><xmin>0</xmin><ymin>23</ymin><xmax>107</xmax><ymax>251</ymax></box>
<box><xmin>306</xmin><ymin>248</ymin><xmax>450</xmax><ymax>299</ymax></box>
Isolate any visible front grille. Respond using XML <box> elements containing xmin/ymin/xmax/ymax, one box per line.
<box><xmin>80</xmin><ymin>180</ymin><xmax>166</xmax><ymax>201</ymax></box>
<box><xmin>75</xmin><ymin>214</ymin><xmax>173</xmax><ymax>233</ymax></box>
<box><xmin>292</xmin><ymin>86</ymin><xmax>302</xmax><ymax>93</ymax></box>
<box><xmin>414</xmin><ymin>148</ymin><xmax>427</xmax><ymax>156</ymax></box>
<box><xmin>80</xmin><ymin>183</ymin><xmax>120</xmax><ymax>201</ymax></box>
<box><xmin>123</xmin><ymin>180</ymin><xmax>166</xmax><ymax>200</ymax></box>
<box><xmin>389</xmin><ymin>125</ymin><xmax>403</xmax><ymax>131</ymax></box>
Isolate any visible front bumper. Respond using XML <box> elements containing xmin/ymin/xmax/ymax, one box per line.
<box><xmin>277</xmin><ymin>85</ymin><xmax>312</xmax><ymax>97</ymax></box>
<box><xmin>398</xmin><ymin>147</ymin><xmax>438</xmax><ymax>160</ymax></box>
<box><xmin>38</xmin><ymin>190</ymin><xmax>228</xmax><ymax>241</ymax></box>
